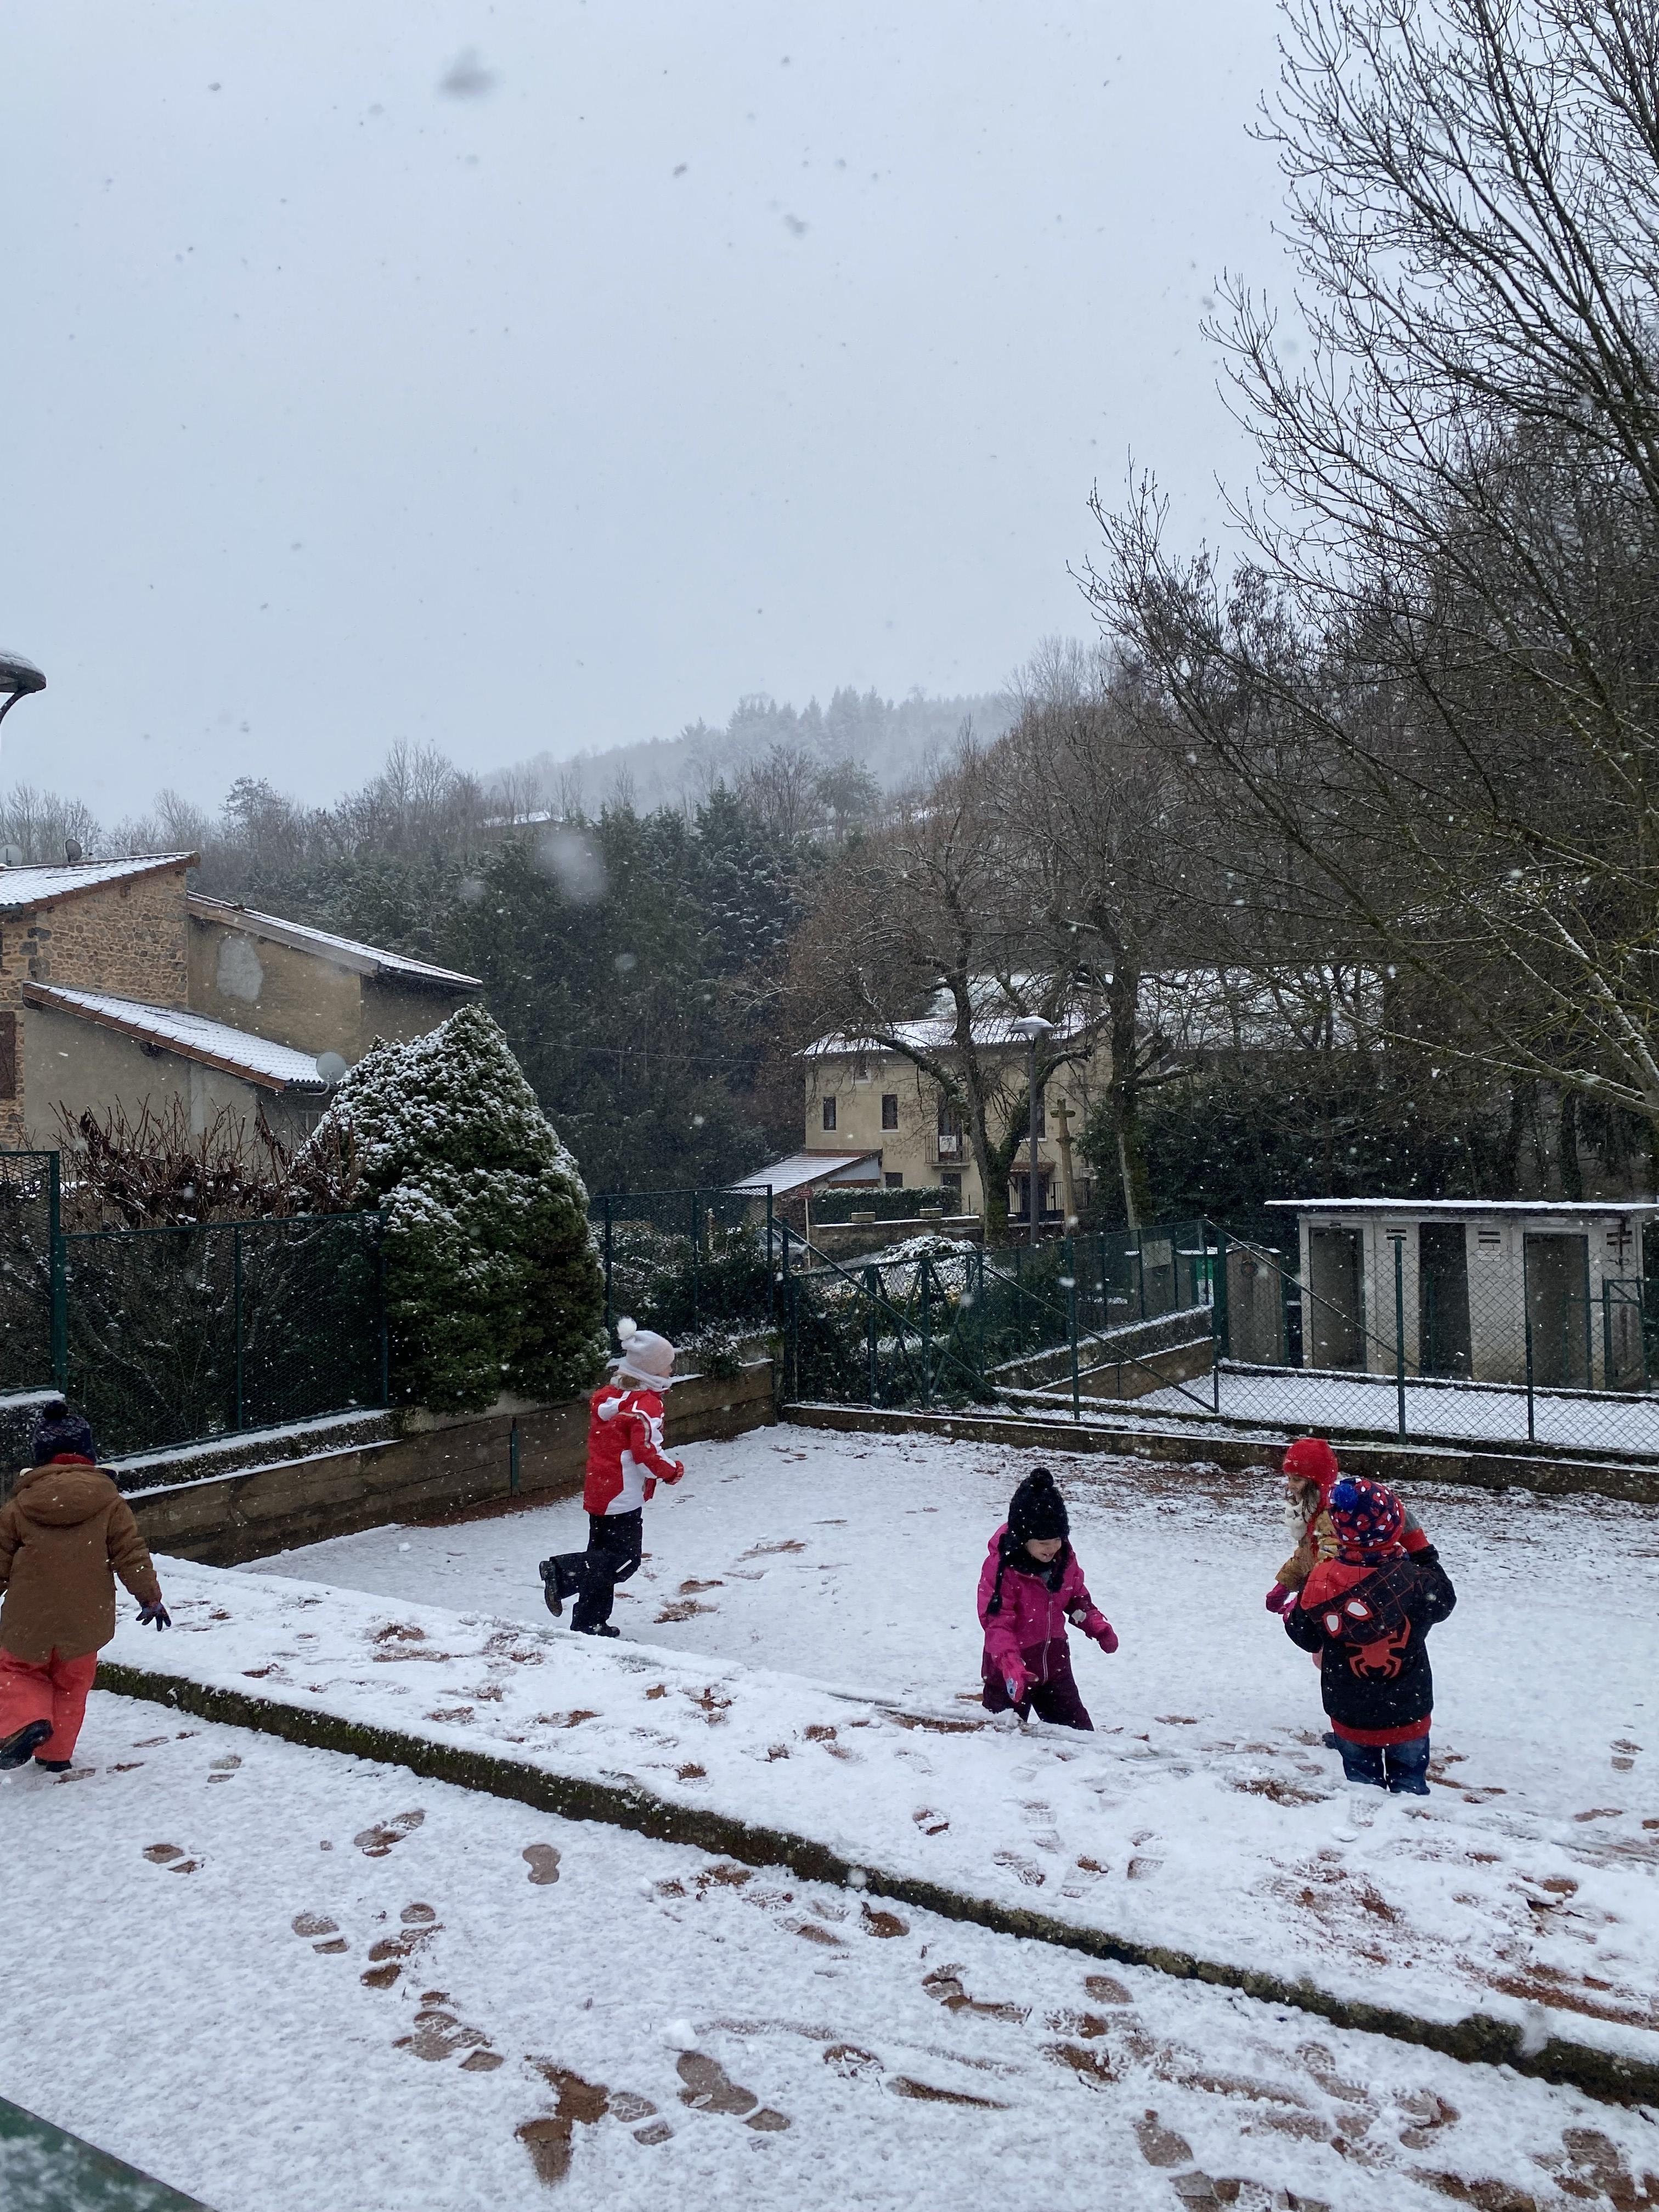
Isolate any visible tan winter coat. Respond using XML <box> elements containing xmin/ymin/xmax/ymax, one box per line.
<box><xmin>0</xmin><ymin>1458</ymin><xmax>161</xmax><ymax>1663</ymax></box>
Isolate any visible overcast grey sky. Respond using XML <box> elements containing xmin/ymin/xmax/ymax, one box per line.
<box><xmin>2</xmin><ymin>1</ymin><xmax>1291</xmax><ymax>820</ymax></box>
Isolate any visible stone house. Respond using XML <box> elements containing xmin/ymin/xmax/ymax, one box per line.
<box><xmin>792</xmin><ymin>1009</ymin><xmax>1108</xmax><ymax>1222</ymax></box>
<box><xmin>0</xmin><ymin>854</ymin><xmax>481</xmax><ymax>1150</ymax></box>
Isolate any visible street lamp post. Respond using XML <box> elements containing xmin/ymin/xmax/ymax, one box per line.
<box><xmin>1009</xmin><ymin>1015</ymin><xmax>1056</xmax><ymax>1249</ymax></box>
<box><xmin>0</xmin><ymin>652</ymin><xmax>46</xmax><ymax>737</ymax></box>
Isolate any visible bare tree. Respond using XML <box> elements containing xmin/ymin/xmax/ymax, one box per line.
<box><xmin>785</xmin><ymin>741</ymin><xmax>1096</xmax><ymax>1240</ymax></box>
<box><xmin>1093</xmin><ymin>0</ymin><xmax>1659</xmax><ymax>1133</ymax></box>
<box><xmin>989</xmin><ymin>673</ymin><xmax>1209</xmax><ymax>1227</ymax></box>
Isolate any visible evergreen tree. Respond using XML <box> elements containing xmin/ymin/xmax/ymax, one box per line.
<box><xmin>309</xmin><ymin>1004</ymin><xmax>606</xmax><ymax>1411</ymax></box>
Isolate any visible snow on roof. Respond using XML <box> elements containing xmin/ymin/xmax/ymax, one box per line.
<box><xmin>22</xmin><ymin>984</ymin><xmax>331</xmax><ymax>1092</ymax></box>
<box><xmin>730</xmin><ymin>1150</ymin><xmax>882</xmax><ymax>1196</ymax></box>
<box><xmin>802</xmin><ymin>1011</ymin><xmax>1096</xmax><ymax>1059</ymax></box>
<box><xmin>187</xmin><ymin>895</ymin><xmax>481</xmax><ymax>990</ymax></box>
<box><xmin>0</xmin><ymin>854</ymin><xmax>195</xmax><ymax>911</ymax></box>
<box><xmin>1266</xmin><ymin>1197</ymin><xmax>1659</xmax><ymax>1215</ymax></box>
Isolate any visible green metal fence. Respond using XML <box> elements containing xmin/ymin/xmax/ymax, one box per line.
<box><xmin>771</xmin><ymin>1209</ymin><xmax>1659</xmax><ymax>1463</ymax></box>
<box><xmin>61</xmin><ymin>1211</ymin><xmax>387</xmax><ymax>1459</ymax></box>
<box><xmin>595</xmin><ymin>1186</ymin><xmax>775</xmax><ymax>1340</ymax></box>
<box><xmin>0</xmin><ymin>1151</ymin><xmax>388</xmax><ymax>1461</ymax></box>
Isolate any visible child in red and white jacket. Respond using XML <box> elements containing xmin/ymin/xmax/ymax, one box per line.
<box><xmin>538</xmin><ymin>1320</ymin><xmax>685</xmax><ymax>1638</ymax></box>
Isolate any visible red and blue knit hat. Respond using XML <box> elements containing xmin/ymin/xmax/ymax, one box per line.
<box><xmin>1327</xmin><ymin>1476</ymin><xmax>1404</xmax><ymax>1561</ymax></box>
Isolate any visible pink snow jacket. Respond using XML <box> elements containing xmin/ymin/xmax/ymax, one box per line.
<box><xmin>977</xmin><ymin>1525</ymin><xmax>1113</xmax><ymax>1680</ymax></box>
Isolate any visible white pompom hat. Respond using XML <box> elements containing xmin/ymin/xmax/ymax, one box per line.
<box><xmin>611</xmin><ymin>1316</ymin><xmax>676</xmax><ymax>1385</ymax></box>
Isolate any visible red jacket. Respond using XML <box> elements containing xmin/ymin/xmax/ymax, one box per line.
<box><xmin>583</xmin><ymin>1383</ymin><xmax>683</xmax><ymax>1516</ymax></box>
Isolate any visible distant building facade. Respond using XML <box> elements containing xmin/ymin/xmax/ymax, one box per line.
<box><xmin>0</xmin><ymin>855</ymin><xmax>481</xmax><ymax>1149</ymax></box>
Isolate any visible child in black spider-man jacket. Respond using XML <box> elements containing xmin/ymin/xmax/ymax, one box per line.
<box><xmin>1282</xmin><ymin>1475</ymin><xmax>1455</xmax><ymax>1795</ymax></box>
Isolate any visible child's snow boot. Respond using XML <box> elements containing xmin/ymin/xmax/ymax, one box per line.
<box><xmin>539</xmin><ymin>1555</ymin><xmax>583</xmax><ymax>1620</ymax></box>
<box><xmin>0</xmin><ymin>1718</ymin><xmax>53</xmax><ymax>1769</ymax></box>
<box><xmin>33</xmin><ymin>1757</ymin><xmax>72</xmax><ymax>1773</ymax></box>
<box><xmin>573</xmin><ymin>1623</ymin><xmax>621</xmax><ymax>1639</ymax></box>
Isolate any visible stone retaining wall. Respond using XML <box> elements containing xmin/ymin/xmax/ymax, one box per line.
<box><xmin>128</xmin><ymin>1359</ymin><xmax>776</xmax><ymax>1566</ymax></box>
<box><xmin>785</xmin><ymin>1400</ymin><xmax>1659</xmax><ymax>1503</ymax></box>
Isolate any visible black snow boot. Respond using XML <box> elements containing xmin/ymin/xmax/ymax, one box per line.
<box><xmin>33</xmin><ymin>1757</ymin><xmax>72</xmax><ymax>1773</ymax></box>
<box><xmin>539</xmin><ymin>1555</ymin><xmax>584</xmax><ymax>1620</ymax></box>
<box><xmin>573</xmin><ymin>1623</ymin><xmax>621</xmax><ymax>1639</ymax></box>
<box><xmin>0</xmin><ymin>1718</ymin><xmax>53</xmax><ymax>1769</ymax></box>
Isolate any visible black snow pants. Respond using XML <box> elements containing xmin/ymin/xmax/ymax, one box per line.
<box><xmin>548</xmin><ymin>1509</ymin><xmax>644</xmax><ymax>1631</ymax></box>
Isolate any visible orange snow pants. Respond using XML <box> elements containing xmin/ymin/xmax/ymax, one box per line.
<box><xmin>0</xmin><ymin>1647</ymin><xmax>98</xmax><ymax>1762</ymax></box>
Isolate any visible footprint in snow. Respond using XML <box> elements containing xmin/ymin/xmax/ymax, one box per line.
<box><xmin>360</xmin><ymin>1901</ymin><xmax>441</xmax><ymax>1987</ymax></box>
<box><xmin>292</xmin><ymin>1910</ymin><xmax>348</xmax><ymax>1954</ymax></box>
<box><xmin>353</xmin><ymin>1808</ymin><xmax>425</xmax><ymax>1858</ymax></box>
<box><xmin>675</xmin><ymin>2050</ymin><xmax>789</xmax><ymax>2131</ymax></box>
<box><xmin>143</xmin><ymin>1842</ymin><xmax>202</xmax><ymax>1875</ymax></box>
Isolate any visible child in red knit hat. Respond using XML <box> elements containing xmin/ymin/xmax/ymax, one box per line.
<box><xmin>1265</xmin><ymin>1437</ymin><xmax>1432</xmax><ymax>1615</ymax></box>
<box><xmin>1282</xmin><ymin>1475</ymin><xmax>1457</xmax><ymax>1793</ymax></box>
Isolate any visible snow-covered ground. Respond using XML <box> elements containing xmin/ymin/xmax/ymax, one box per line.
<box><xmin>104</xmin><ymin>1427</ymin><xmax>1653</xmax><ymax>2054</ymax></box>
<box><xmin>1134</xmin><ymin>1366</ymin><xmax>1659</xmax><ymax>1454</ymax></box>
<box><xmin>8</xmin><ymin>1698</ymin><xmax>1659</xmax><ymax>2212</ymax></box>
<box><xmin>10</xmin><ymin>1425</ymin><xmax>1657</xmax><ymax>2209</ymax></box>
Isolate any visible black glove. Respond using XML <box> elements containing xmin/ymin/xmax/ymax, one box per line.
<box><xmin>137</xmin><ymin>1599</ymin><xmax>171</xmax><ymax>1631</ymax></box>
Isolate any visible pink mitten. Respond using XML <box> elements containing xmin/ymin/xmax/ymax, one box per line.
<box><xmin>1265</xmin><ymin>1583</ymin><xmax>1294</xmax><ymax>1615</ymax></box>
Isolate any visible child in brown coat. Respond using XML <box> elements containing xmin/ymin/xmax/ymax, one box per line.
<box><xmin>0</xmin><ymin>1402</ymin><xmax>169</xmax><ymax>1771</ymax></box>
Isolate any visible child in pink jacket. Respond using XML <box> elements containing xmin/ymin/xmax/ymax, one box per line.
<box><xmin>978</xmin><ymin>1468</ymin><xmax>1117</xmax><ymax>1730</ymax></box>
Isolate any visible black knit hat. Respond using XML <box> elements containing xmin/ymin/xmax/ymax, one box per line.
<box><xmin>32</xmin><ymin>1400</ymin><xmax>96</xmax><ymax>1465</ymax></box>
<box><xmin>1007</xmin><ymin>1466</ymin><xmax>1069</xmax><ymax>1544</ymax></box>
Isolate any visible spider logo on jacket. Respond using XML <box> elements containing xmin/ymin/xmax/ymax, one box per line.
<box><xmin>1319</xmin><ymin>1567</ymin><xmax>1414</xmax><ymax>1682</ymax></box>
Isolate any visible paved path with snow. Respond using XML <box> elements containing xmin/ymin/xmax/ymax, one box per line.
<box><xmin>7</xmin><ymin>1700</ymin><xmax>1658</xmax><ymax>2212</ymax></box>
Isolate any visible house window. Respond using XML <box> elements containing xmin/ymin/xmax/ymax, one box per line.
<box><xmin>941</xmin><ymin>1171</ymin><xmax>962</xmax><ymax>1204</ymax></box>
<box><xmin>935</xmin><ymin>1099</ymin><xmax>962</xmax><ymax>1156</ymax></box>
<box><xmin>884</xmin><ymin>1170</ymin><xmax>904</xmax><ymax>1190</ymax></box>
<box><xmin>822</xmin><ymin>1096</ymin><xmax>837</xmax><ymax>1132</ymax></box>
<box><xmin>853</xmin><ymin>1052</ymin><xmax>870</xmax><ymax>1084</ymax></box>
<box><xmin>881</xmin><ymin>1093</ymin><xmax>899</xmax><ymax>1130</ymax></box>
<box><xmin>0</xmin><ymin>1011</ymin><xmax>14</xmax><ymax>1101</ymax></box>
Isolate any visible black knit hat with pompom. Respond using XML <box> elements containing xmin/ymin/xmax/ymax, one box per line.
<box><xmin>1007</xmin><ymin>1466</ymin><xmax>1069</xmax><ymax>1544</ymax></box>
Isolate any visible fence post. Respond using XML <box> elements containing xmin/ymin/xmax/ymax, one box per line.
<box><xmin>780</xmin><ymin>1220</ymin><xmax>795</xmax><ymax>1405</ymax></box>
<box><xmin>1522</xmin><ymin>1237</ymin><xmax>1536</xmax><ymax>1442</ymax></box>
<box><xmin>1066</xmin><ymin>1244</ymin><xmax>1080</xmax><ymax>1424</ymax></box>
<box><xmin>509</xmin><ymin>1417</ymin><xmax>521</xmax><ymax>1496</ymax></box>
<box><xmin>378</xmin><ymin>1219</ymin><xmax>391</xmax><ymax>1408</ymax></box>
<box><xmin>1210</xmin><ymin>1239</ymin><xmax>1222</xmax><ymax>1413</ymax></box>
<box><xmin>1391</xmin><ymin>1232</ymin><xmax>1407</xmax><ymax>1443</ymax></box>
<box><xmin>1137</xmin><ymin>1223</ymin><xmax>1147</xmax><ymax>1321</ymax></box>
<box><xmin>1602</xmin><ymin>1280</ymin><xmax>1613</xmax><ymax>1392</ymax></box>
<box><xmin>603</xmin><ymin>1198</ymin><xmax>614</xmax><ymax>1339</ymax></box>
<box><xmin>234</xmin><ymin>1226</ymin><xmax>245</xmax><ymax>1432</ymax></box>
<box><xmin>924</xmin><ymin>1256</ymin><xmax>938</xmax><ymax>1407</ymax></box>
<box><xmin>690</xmin><ymin>1188</ymin><xmax>701</xmax><ymax>1333</ymax></box>
<box><xmin>1212</xmin><ymin>1220</ymin><xmax>1231</xmax><ymax>1356</ymax></box>
<box><xmin>765</xmin><ymin>1188</ymin><xmax>775</xmax><ymax>1326</ymax></box>
<box><xmin>865</xmin><ymin>1265</ymin><xmax>879</xmax><ymax>1405</ymax></box>
<box><xmin>48</xmin><ymin>1151</ymin><xmax>66</xmax><ymax>1392</ymax></box>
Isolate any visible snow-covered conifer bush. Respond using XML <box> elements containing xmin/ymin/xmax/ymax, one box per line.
<box><xmin>304</xmin><ymin>1003</ymin><xmax>607</xmax><ymax>1410</ymax></box>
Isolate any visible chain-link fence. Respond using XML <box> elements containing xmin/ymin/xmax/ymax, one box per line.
<box><xmin>61</xmin><ymin>1211</ymin><xmax>387</xmax><ymax>1459</ymax></box>
<box><xmin>775</xmin><ymin>1222</ymin><xmax>1221</xmax><ymax>1418</ymax></box>
<box><xmin>775</xmin><ymin>1208</ymin><xmax>1659</xmax><ymax>1462</ymax></box>
<box><xmin>595</xmin><ymin>1187</ymin><xmax>776</xmax><ymax>1342</ymax></box>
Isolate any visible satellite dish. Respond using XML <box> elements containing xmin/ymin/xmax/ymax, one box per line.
<box><xmin>0</xmin><ymin>845</ymin><xmax>22</xmax><ymax>869</ymax></box>
<box><xmin>315</xmin><ymin>1051</ymin><xmax>349</xmax><ymax>1087</ymax></box>
<box><xmin>64</xmin><ymin>837</ymin><xmax>82</xmax><ymax>864</ymax></box>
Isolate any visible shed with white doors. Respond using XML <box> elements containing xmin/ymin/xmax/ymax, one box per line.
<box><xmin>1265</xmin><ymin>1199</ymin><xmax>1659</xmax><ymax>1391</ymax></box>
